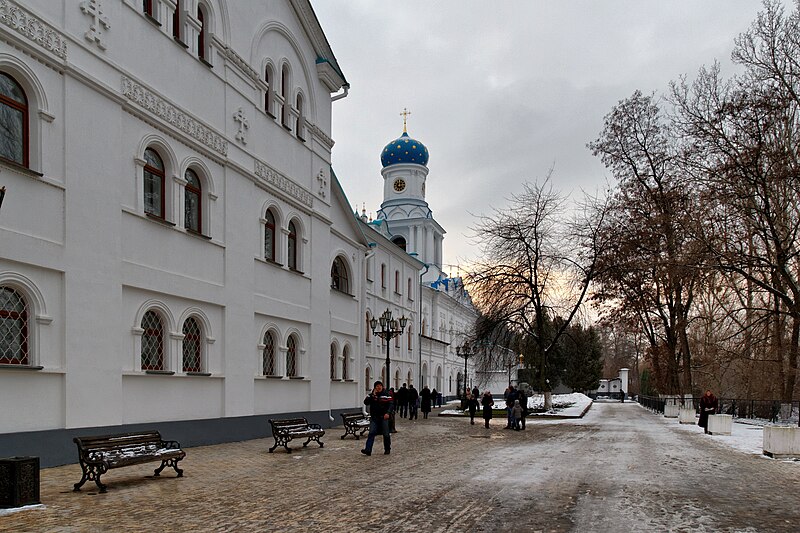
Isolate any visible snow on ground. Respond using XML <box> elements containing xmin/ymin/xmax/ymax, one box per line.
<box><xmin>439</xmin><ymin>392</ymin><xmax>593</xmax><ymax>418</ymax></box>
<box><xmin>639</xmin><ymin>403</ymin><xmax>800</xmax><ymax>463</ymax></box>
<box><xmin>0</xmin><ymin>504</ymin><xmax>45</xmax><ymax>517</ymax></box>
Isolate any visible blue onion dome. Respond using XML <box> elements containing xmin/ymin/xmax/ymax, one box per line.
<box><xmin>381</xmin><ymin>132</ymin><xmax>429</xmax><ymax>167</ymax></box>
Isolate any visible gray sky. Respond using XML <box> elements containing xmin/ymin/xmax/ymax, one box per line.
<box><xmin>313</xmin><ymin>1</ymin><xmax>775</xmax><ymax>274</ymax></box>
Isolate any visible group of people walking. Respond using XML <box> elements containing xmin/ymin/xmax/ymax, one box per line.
<box><xmin>465</xmin><ymin>385</ymin><xmax>528</xmax><ymax>430</ymax></box>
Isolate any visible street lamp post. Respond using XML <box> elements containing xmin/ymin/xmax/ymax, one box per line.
<box><xmin>456</xmin><ymin>342</ymin><xmax>473</xmax><ymax>406</ymax></box>
<box><xmin>370</xmin><ymin>309</ymin><xmax>408</xmax><ymax>390</ymax></box>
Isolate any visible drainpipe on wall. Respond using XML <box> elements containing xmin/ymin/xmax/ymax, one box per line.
<box><xmin>418</xmin><ymin>263</ymin><xmax>430</xmax><ymax>388</ymax></box>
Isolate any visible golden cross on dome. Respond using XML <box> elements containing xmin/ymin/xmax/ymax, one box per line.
<box><xmin>400</xmin><ymin>108</ymin><xmax>412</xmax><ymax>133</ymax></box>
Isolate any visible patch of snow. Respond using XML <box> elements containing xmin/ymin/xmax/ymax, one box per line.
<box><xmin>0</xmin><ymin>504</ymin><xmax>45</xmax><ymax>516</ymax></box>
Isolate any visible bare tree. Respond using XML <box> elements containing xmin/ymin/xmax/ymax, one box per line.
<box><xmin>466</xmin><ymin>173</ymin><xmax>607</xmax><ymax>408</ymax></box>
<box><xmin>588</xmin><ymin>90</ymin><xmax>706</xmax><ymax>396</ymax></box>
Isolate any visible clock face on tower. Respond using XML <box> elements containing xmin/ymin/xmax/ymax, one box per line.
<box><xmin>393</xmin><ymin>179</ymin><xmax>406</xmax><ymax>193</ymax></box>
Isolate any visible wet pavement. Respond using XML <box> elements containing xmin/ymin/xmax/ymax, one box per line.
<box><xmin>2</xmin><ymin>402</ymin><xmax>799</xmax><ymax>532</ymax></box>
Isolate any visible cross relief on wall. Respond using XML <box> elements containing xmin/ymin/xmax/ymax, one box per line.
<box><xmin>80</xmin><ymin>0</ymin><xmax>110</xmax><ymax>50</ymax></box>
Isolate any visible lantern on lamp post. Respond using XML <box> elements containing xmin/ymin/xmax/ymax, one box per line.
<box><xmin>370</xmin><ymin>309</ymin><xmax>408</xmax><ymax>390</ymax></box>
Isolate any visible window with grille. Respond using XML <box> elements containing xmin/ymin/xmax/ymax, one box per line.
<box><xmin>342</xmin><ymin>346</ymin><xmax>349</xmax><ymax>380</ymax></box>
<box><xmin>330</xmin><ymin>343</ymin><xmax>336</xmax><ymax>380</ymax></box>
<box><xmin>184</xmin><ymin>168</ymin><xmax>201</xmax><ymax>233</ymax></box>
<box><xmin>331</xmin><ymin>256</ymin><xmax>349</xmax><ymax>293</ymax></box>
<box><xmin>143</xmin><ymin>148</ymin><xmax>165</xmax><ymax>218</ymax></box>
<box><xmin>286</xmin><ymin>334</ymin><xmax>297</xmax><ymax>377</ymax></box>
<box><xmin>262</xmin><ymin>331</ymin><xmax>276</xmax><ymax>375</ymax></box>
<box><xmin>0</xmin><ymin>287</ymin><xmax>28</xmax><ymax>365</ymax></box>
<box><xmin>182</xmin><ymin>317</ymin><xmax>202</xmax><ymax>372</ymax></box>
<box><xmin>141</xmin><ymin>310</ymin><xmax>165</xmax><ymax>370</ymax></box>
<box><xmin>264</xmin><ymin>210</ymin><xmax>276</xmax><ymax>261</ymax></box>
<box><xmin>0</xmin><ymin>73</ymin><xmax>28</xmax><ymax>167</ymax></box>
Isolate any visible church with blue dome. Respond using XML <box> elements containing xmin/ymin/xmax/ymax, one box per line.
<box><xmin>381</xmin><ymin>132</ymin><xmax>430</xmax><ymax>167</ymax></box>
<box><xmin>375</xmin><ymin>111</ymin><xmax>446</xmax><ymax>285</ymax></box>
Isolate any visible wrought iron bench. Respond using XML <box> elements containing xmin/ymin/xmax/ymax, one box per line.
<box><xmin>72</xmin><ymin>430</ymin><xmax>185</xmax><ymax>493</ymax></box>
<box><xmin>340</xmin><ymin>411</ymin><xmax>370</xmax><ymax>440</ymax></box>
<box><xmin>268</xmin><ymin>417</ymin><xmax>325</xmax><ymax>453</ymax></box>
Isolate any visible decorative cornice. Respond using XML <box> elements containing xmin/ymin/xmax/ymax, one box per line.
<box><xmin>308</xmin><ymin>123</ymin><xmax>334</xmax><ymax>149</ymax></box>
<box><xmin>223</xmin><ymin>46</ymin><xmax>259</xmax><ymax>82</ymax></box>
<box><xmin>121</xmin><ymin>76</ymin><xmax>228</xmax><ymax>156</ymax></box>
<box><xmin>0</xmin><ymin>0</ymin><xmax>68</xmax><ymax>59</ymax></box>
<box><xmin>255</xmin><ymin>160</ymin><xmax>313</xmax><ymax>208</ymax></box>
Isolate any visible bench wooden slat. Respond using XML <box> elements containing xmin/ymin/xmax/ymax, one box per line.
<box><xmin>269</xmin><ymin>417</ymin><xmax>325</xmax><ymax>453</ymax></box>
<box><xmin>73</xmin><ymin>430</ymin><xmax>185</xmax><ymax>493</ymax></box>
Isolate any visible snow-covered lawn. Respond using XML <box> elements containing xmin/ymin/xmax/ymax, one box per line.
<box><xmin>641</xmin><ymin>403</ymin><xmax>800</xmax><ymax>462</ymax></box>
<box><xmin>440</xmin><ymin>392</ymin><xmax>593</xmax><ymax>418</ymax></box>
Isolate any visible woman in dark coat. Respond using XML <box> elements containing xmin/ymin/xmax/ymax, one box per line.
<box><xmin>481</xmin><ymin>391</ymin><xmax>494</xmax><ymax>429</ymax></box>
<box><xmin>420</xmin><ymin>386</ymin><xmax>432</xmax><ymax>418</ymax></box>
<box><xmin>698</xmin><ymin>389</ymin><xmax>719</xmax><ymax>434</ymax></box>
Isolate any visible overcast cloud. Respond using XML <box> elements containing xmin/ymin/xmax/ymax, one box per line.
<box><xmin>312</xmin><ymin>1</ymin><xmax>779</xmax><ymax>274</ymax></box>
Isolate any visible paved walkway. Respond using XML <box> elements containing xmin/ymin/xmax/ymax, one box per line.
<box><xmin>2</xmin><ymin>403</ymin><xmax>799</xmax><ymax>532</ymax></box>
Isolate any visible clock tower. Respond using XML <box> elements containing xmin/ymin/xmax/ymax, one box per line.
<box><xmin>376</xmin><ymin>110</ymin><xmax>444</xmax><ymax>281</ymax></box>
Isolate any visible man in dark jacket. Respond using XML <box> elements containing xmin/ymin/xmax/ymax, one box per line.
<box><xmin>407</xmin><ymin>384</ymin><xmax>419</xmax><ymax>420</ymax></box>
<box><xmin>362</xmin><ymin>380</ymin><xmax>394</xmax><ymax>455</ymax></box>
<box><xmin>397</xmin><ymin>383</ymin><xmax>409</xmax><ymax>418</ymax></box>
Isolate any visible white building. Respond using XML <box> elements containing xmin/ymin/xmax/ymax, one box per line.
<box><xmin>0</xmin><ymin>0</ymin><xmax>475</xmax><ymax>466</ymax></box>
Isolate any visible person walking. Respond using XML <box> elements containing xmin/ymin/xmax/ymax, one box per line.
<box><xmin>481</xmin><ymin>390</ymin><xmax>494</xmax><ymax>429</ymax></box>
<box><xmin>698</xmin><ymin>389</ymin><xmax>719</xmax><ymax>434</ymax></box>
<box><xmin>511</xmin><ymin>399</ymin><xmax>523</xmax><ymax>430</ymax></box>
<box><xmin>517</xmin><ymin>388</ymin><xmax>528</xmax><ymax>430</ymax></box>
<box><xmin>361</xmin><ymin>380</ymin><xmax>394</xmax><ymax>456</ymax></box>
<box><xmin>397</xmin><ymin>383</ymin><xmax>409</xmax><ymax>418</ymax></box>
<box><xmin>431</xmin><ymin>388</ymin><xmax>439</xmax><ymax>408</ymax></box>
<box><xmin>420</xmin><ymin>385</ymin><xmax>432</xmax><ymax>419</ymax></box>
<box><xmin>408</xmin><ymin>384</ymin><xmax>419</xmax><ymax>420</ymax></box>
<box><xmin>467</xmin><ymin>389</ymin><xmax>479</xmax><ymax>425</ymax></box>
<box><xmin>504</xmin><ymin>385</ymin><xmax>518</xmax><ymax>429</ymax></box>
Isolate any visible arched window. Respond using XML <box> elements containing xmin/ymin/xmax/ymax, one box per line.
<box><xmin>0</xmin><ymin>287</ymin><xmax>28</xmax><ymax>365</ymax></box>
<box><xmin>296</xmin><ymin>93</ymin><xmax>305</xmax><ymax>140</ymax></box>
<box><xmin>172</xmin><ymin>0</ymin><xmax>182</xmax><ymax>40</ymax></box>
<box><xmin>331</xmin><ymin>256</ymin><xmax>349</xmax><ymax>294</ymax></box>
<box><xmin>141</xmin><ymin>310</ymin><xmax>165</xmax><ymax>370</ymax></box>
<box><xmin>0</xmin><ymin>73</ymin><xmax>28</xmax><ymax>167</ymax></box>
<box><xmin>392</xmin><ymin>236</ymin><xmax>406</xmax><ymax>251</ymax></box>
<box><xmin>262</xmin><ymin>330</ymin><xmax>276</xmax><ymax>375</ymax></box>
<box><xmin>286</xmin><ymin>334</ymin><xmax>298</xmax><ymax>377</ymax></box>
<box><xmin>342</xmin><ymin>346</ymin><xmax>349</xmax><ymax>380</ymax></box>
<box><xmin>407</xmin><ymin>370</ymin><xmax>412</xmax><ymax>386</ymax></box>
<box><xmin>281</xmin><ymin>64</ymin><xmax>290</xmax><ymax>128</ymax></box>
<box><xmin>287</xmin><ymin>221</ymin><xmax>298</xmax><ymax>271</ymax></box>
<box><xmin>143</xmin><ymin>148</ymin><xmax>165</xmax><ymax>218</ymax></box>
<box><xmin>394</xmin><ymin>369</ymin><xmax>400</xmax><ymax>390</ymax></box>
<box><xmin>365</xmin><ymin>312</ymin><xmax>371</xmax><ymax>343</ymax></box>
<box><xmin>197</xmin><ymin>4</ymin><xmax>207</xmax><ymax>61</ymax></box>
<box><xmin>264</xmin><ymin>65</ymin><xmax>275</xmax><ymax>117</ymax></box>
<box><xmin>264</xmin><ymin>210</ymin><xmax>276</xmax><ymax>261</ymax></box>
<box><xmin>407</xmin><ymin>323</ymin><xmax>413</xmax><ymax>350</ymax></box>
<box><xmin>182</xmin><ymin>317</ymin><xmax>202</xmax><ymax>372</ymax></box>
<box><xmin>184</xmin><ymin>168</ymin><xmax>202</xmax><ymax>233</ymax></box>
<box><xmin>365</xmin><ymin>366</ymin><xmax>371</xmax><ymax>391</ymax></box>
<box><xmin>380</xmin><ymin>365</ymin><xmax>386</xmax><ymax>384</ymax></box>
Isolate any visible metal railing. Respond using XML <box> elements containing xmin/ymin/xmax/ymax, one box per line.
<box><xmin>637</xmin><ymin>395</ymin><xmax>800</xmax><ymax>426</ymax></box>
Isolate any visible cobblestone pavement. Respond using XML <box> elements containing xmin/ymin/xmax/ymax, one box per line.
<box><xmin>2</xmin><ymin>403</ymin><xmax>800</xmax><ymax>532</ymax></box>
